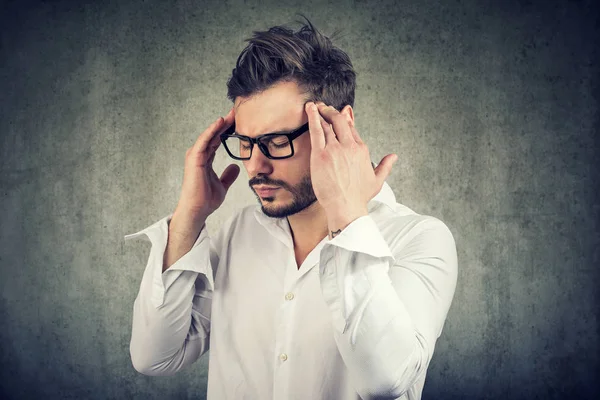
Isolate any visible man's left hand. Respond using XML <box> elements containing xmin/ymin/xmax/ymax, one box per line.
<box><xmin>305</xmin><ymin>101</ymin><xmax>398</xmax><ymax>231</ymax></box>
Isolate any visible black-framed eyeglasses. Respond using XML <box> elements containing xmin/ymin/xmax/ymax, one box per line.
<box><xmin>220</xmin><ymin>122</ymin><xmax>309</xmax><ymax>160</ymax></box>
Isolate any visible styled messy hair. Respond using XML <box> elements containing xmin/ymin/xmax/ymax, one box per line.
<box><xmin>226</xmin><ymin>16</ymin><xmax>356</xmax><ymax>111</ymax></box>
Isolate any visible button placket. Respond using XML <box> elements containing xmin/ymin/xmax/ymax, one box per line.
<box><xmin>273</xmin><ymin>261</ymin><xmax>300</xmax><ymax>399</ymax></box>
<box><xmin>278</xmin><ymin>291</ymin><xmax>294</xmax><ymax>365</ymax></box>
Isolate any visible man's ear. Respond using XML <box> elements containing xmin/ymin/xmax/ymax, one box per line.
<box><xmin>340</xmin><ymin>105</ymin><xmax>355</xmax><ymax>126</ymax></box>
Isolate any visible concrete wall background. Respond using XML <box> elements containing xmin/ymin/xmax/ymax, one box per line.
<box><xmin>1</xmin><ymin>0</ymin><xmax>598</xmax><ymax>399</ymax></box>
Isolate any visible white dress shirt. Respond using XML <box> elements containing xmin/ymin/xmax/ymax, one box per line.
<box><xmin>125</xmin><ymin>181</ymin><xmax>457</xmax><ymax>400</ymax></box>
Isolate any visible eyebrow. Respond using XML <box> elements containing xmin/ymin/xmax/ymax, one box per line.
<box><xmin>234</xmin><ymin>123</ymin><xmax>307</xmax><ymax>137</ymax></box>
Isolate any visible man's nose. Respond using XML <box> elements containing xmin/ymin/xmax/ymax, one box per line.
<box><xmin>245</xmin><ymin>144</ymin><xmax>273</xmax><ymax>176</ymax></box>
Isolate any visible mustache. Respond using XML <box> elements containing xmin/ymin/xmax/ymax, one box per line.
<box><xmin>248</xmin><ymin>176</ymin><xmax>287</xmax><ymax>189</ymax></box>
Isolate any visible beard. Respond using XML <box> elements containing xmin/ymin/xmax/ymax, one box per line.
<box><xmin>249</xmin><ymin>173</ymin><xmax>318</xmax><ymax>219</ymax></box>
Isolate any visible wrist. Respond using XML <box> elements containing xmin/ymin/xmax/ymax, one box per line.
<box><xmin>326</xmin><ymin>206</ymin><xmax>368</xmax><ymax>239</ymax></box>
<box><xmin>170</xmin><ymin>207</ymin><xmax>208</xmax><ymax>235</ymax></box>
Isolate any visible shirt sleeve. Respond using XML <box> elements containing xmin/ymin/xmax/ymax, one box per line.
<box><xmin>318</xmin><ymin>214</ymin><xmax>458</xmax><ymax>399</ymax></box>
<box><xmin>124</xmin><ymin>213</ymin><xmax>219</xmax><ymax>376</ymax></box>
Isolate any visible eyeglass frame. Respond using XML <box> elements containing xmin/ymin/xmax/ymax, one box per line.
<box><xmin>219</xmin><ymin>122</ymin><xmax>310</xmax><ymax>160</ymax></box>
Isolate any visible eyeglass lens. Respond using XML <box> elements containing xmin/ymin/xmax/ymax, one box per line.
<box><xmin>224</xmin><ymin>135</ymin><xmax>292</xmax><ymax>159</ymax></box>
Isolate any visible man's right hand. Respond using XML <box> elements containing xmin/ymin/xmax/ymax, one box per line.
<box><xmin>176</xmin><ymin>107</ymin><xmax>240</xmax><ymax>220</ymax></box>
<box><xmin>164</xmin><ymin>108</ymin><xmax>240</xmax><ymax>272</ymax></box>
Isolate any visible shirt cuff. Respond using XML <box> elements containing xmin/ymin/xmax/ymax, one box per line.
<box><xmin>124</xmin><ymin>213</ymin><xmax>206</xmax><ymax>249</ymax></box>
<box><xmin>319</xmin><ymin>215</ymin><xmax>396</xmax><ymax>333</ymax></box>
<box><xmin>124</xmin><ymin>214</ymin><xmax>213</xmax><ymax>308</ymax></box>
<box><xmin>327</xmin><ymin>215</ymin><xmax>394</xmax><ymax>260</ymax></box>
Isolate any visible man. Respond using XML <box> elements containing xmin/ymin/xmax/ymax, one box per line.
<box><xmin>125</xmin><ymin>18</ymin><xmax>457</xmax><ymax>400</ymax></box>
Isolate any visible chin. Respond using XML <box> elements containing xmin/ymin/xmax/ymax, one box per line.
<box><xmin>260</xmin><ymin>200</ymin><xmax>291</xmax><ymax>218</ymax></box>
<box><xmin>260</xmin><ymin>197</ymin><xmax>317</xmax><ymax>219</ymax></box>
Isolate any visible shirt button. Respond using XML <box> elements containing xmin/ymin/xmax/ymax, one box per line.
<box><xmin>279</xmin><ymin>353</ymin><xmax>288</xmax><ymax>362</ymax></box>
<box><xmin>285</xmin><ymin>292</ymin><xmax>295</xmax><ymax>301</ymax></box>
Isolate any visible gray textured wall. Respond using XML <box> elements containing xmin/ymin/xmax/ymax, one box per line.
<box><xmin>1</xmin><ymin>0</ymin><xmax>598</xmax><ymax>399</ymax></box>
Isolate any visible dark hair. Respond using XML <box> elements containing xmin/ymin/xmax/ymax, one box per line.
<box><xmin>226</xmin><ymin>16</ymin><xmax>356</xmax><ymax>111</ymax></box>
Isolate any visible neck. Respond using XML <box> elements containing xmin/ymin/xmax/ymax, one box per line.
<box><xmin>286</xmin><ymin>201</ymin><xmax>329</xmax><ymax>251</ymax></box>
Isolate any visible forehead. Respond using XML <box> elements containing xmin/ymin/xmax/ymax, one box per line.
<box><xmin>234</xmin><ymin>81</ymin><xmax>309</xmax><ymax>137</ymax></box>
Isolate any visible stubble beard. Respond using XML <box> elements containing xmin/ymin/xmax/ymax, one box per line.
<box><xmin>257</xmin><ymin>174</ymin><xmax>318</xmax><ymax>219</ymax></box>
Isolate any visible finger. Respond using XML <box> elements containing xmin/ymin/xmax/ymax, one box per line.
<box><xmin>305</xmin><ymin>102</ymin><xmax>325</xmax><ymax>150</ymax></box>
<box><xmin>320</xmin><ymin>116</ymin><xmax>337</xmax><ymax>145</ymax></box>
<box><xmin>316</xmin><ymin>102</ymin><xmax>353</xmax><ymax>144</ymax></box>
<box><xmin>209</xmin><ymin>107</ymin><xmax>236</xmax><ymax>148</ymax></box>
<box><xmin>220</xmin><ymin>163</ymin><xmax>240</xmax><ymax>190</ymax></box>
<box><xmin>348</xmin><ymin>121</ymin><xmax>363</xmax><ymax>144</ymax></box>
<box><xmin>194</xmin><ymin>108</ymin><xmax>235</xmax><ymax>153</ymax></box>
<box><xmin>203</xmin><ymin>109</ymin><xmax>236</xmax><ymax>167</ymax></box>
<box><xmin>194</xmin><ymin>117</ymin><xmax>223</xmax><ymax>152</ymax></box>
<box><xmin>219</xmin><ymin>107</ymin><xmax>235</xmax><ymax>135</ymax></box>
<box><xmin>374</xmin><ymin>154</ymin><xmax>398</xmax><ymax>183</ymax></box>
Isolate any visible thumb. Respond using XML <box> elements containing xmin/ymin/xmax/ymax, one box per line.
<box><xmin>374</xmin><ymin>154</ymin><xmax>398</xmax><ymax>182</ymax></box>
<box><xmin>220</xmin><ymin>164</ymin><xmax>240</xmax><ymax>191</ymax></box>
